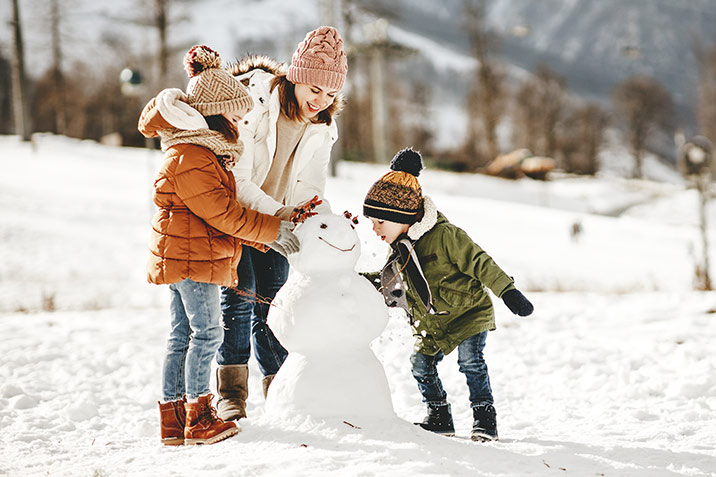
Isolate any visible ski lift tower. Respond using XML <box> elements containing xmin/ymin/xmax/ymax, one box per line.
<box><xmin>679</xmin><ymin>136</ymin><xmax>713</xmax><ymax>290</ymax></box>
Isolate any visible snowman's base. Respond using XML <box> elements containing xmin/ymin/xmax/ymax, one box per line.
<box><xmin>265</xmin><ymin>352</ymin><xmax>396</xmax><ymax>422</ymax></box>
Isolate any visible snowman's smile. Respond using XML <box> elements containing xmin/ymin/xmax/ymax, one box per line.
<box><xmin>318</xmin><ymin>236</ymin><xmax>356</xmax><ymax>252</ymax></box>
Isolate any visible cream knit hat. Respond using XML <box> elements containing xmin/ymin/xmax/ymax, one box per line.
<box><xmin>183</xmin><ymin>45</ymin><xmax>254</xmax><ymax>116</ymax></box>
<box><xmin>287</xmin><ymin>26</ymin><xmax>348</xmax><ymax>91</ymax></box>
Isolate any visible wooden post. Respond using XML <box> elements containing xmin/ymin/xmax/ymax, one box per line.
<box><xmin>698</xmin><ymin>173</ymin><xmax>712</xmax><ymax>290</ymax></box>
<box><xmin>679</xmin><ymin>137</ymin><xmax>714</xmax><ymax>290</ymax></box>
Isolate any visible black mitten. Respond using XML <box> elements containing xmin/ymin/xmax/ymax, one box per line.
<box><xmin>502</xmin><ymin>289</ymin><xmax>534</xmax><ymax>316</ymax></box>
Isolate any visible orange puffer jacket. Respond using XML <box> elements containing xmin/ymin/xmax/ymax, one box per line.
<box><xmin>138</xmin><ymin>98</ymin><xmax>280</xmax><ymax>287</ymax></box>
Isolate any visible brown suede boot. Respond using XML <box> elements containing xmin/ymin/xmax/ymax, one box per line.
<box><xmin>158</xmin><ymin>398</ymin><xmax>186</xmax><ymax>446</ymax></box>
<box><xmin>184</xmin><ymin>394</ymin><xmax>238</xmax><ymax>445</ymax></box>
<box><xmin>216</xmin><ymin>364</ymin><xmax>249</xmax><ymax>421</ymax></box>
<box><xmin>262</xmin><ymin>374</ymin><xmax>276</xmax><ymax>399</ymax></box>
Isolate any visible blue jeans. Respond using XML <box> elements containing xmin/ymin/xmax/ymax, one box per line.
<box><xmin>410</xmin><ymin>331</ymin><xmax>493</xmax><ymax>407</ymax></box>
<box><xmin>162</xmin><ymin>278</ymin><xmax>224</xmax><ymax>401</ymax></box>
<box><xmin>217</xmin><ymin>247</ymin><xmax>289</xmax><ymax>376</ymax></box>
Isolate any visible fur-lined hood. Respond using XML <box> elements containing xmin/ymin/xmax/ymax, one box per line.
<box><xmin>407</xmin><ymin>196</ymin><xmax>438</xmax><ymax>241</ymax></box>
<box><xmin>228</xmin><ymin>55</ymin><xmax>287</xmax><ymax>81</ymax></box>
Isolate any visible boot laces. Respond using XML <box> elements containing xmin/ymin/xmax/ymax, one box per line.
<box><xmin>199</xmin><ymin>394</ymin><xmax>224</xmax><ymax>424</ymax></box>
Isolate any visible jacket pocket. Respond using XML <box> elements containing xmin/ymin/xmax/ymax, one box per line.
<box><xmin>438</xmin><ymin>283</ymin><xmax>480</xmax><ymax>308</ymax></box>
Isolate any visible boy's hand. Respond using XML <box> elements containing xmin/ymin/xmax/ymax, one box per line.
<box><xmin>502</xmin><ymin>289</ymin><xmax>534</xmax><ymax>316</ymax></box>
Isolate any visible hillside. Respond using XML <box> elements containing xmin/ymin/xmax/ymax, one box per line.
<box><xmin>2</xmin><ymin>0</ymin><xmax>712</xmax><ymax>145</ymax></box>
<box><xmin>358</xmin><ymin>0</ymin><xmax>715</xmax><ymax>127</ymax></box>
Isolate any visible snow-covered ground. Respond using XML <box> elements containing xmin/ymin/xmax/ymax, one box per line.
<box><xmin>1</xmin><ymin>135</ymin><xmax>715</xmax><ymax>476</ymax></box>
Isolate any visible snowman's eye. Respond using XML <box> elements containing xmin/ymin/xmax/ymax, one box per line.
<box><xmin>320</xmin><ymin>223</ymin><xmax>328</xmax><ymax>229</ymax></box>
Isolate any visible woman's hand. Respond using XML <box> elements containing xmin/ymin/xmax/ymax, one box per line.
<box><xmin>277</xmin><ymin>195</ymin><xmax>323</xmax><ymax>224</ymax></box>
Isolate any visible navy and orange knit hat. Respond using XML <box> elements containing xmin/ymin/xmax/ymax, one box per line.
<box><xmin>363</xmin><ymin>148</ymin><xmax>424</xmax><ymax>224</ymax></box>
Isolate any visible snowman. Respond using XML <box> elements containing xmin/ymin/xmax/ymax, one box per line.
<box><xmin>265</xmin><ymin>213</ymin><xmax>395</xmax><ymax>422</ymax></box>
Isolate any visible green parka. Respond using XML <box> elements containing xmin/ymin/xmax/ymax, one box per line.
<box><xmin>369</xmin><ymin>196</ymin><xmax>515</xmax><ymax>356</ymax></box>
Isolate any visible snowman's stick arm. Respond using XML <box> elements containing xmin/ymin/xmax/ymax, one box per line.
<box><xmin>224</xmin><ymin>286</ymin><xmax>281</xmax><ymax>309</ymax></box>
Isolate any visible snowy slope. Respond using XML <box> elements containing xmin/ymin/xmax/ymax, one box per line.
<box><xmin>1</xmin><ymin>135</ymin><xmax>716</xmax><ymax>476</ymax></box>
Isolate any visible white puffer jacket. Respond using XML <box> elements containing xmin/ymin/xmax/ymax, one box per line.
<box><xmin>234</xmin><ymin>68</ymin><xmax>337</xmax><ymax>215</ymax></box>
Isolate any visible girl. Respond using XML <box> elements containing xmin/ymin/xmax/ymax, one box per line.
<box><xmin>214</xmin><ymin>26</ymin><xmax>348</xmax><ymax>421</ymax></box>
<box><xmin>138</xmin><ymin>45</ymin><xmax>299</xmax><ymax>445</ymax></box>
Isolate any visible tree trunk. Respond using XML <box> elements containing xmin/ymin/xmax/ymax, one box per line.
<box><xmin>631</xmin><ymin>134</ymin><xmax>643</xmax><ymax>179</ymax></box>
<box><xmin>321</xmin><ymin>0</ymin><xmax>344</xmax><ymax>176</ymax></box>
<box><xmin>369</xmin><ymin>46</ymin><xmax>387</xmax><ymax>163</ymax></box>
<box><xmin>156</xmin><ymin>0</ymin><xmax>169</xmax><ymax>88</ymax></box>
<box><xmin>51</xmin><ymin>0</ymin><xmax>66</xmax><ymax>135</ymax></box>
<box><xmin>10</xmin><ymin>0</ymin><xmax>31</xmax><ymax>141</ymax></box>
<box><xmin>463</xmin><ymin>0</ymin><xmax>503</xmax><ymax>168</ymax></box>
<box><xmin>479</xmin><ymin>64</ymin><xmax>500</xmax><ymax>161</ymax></box>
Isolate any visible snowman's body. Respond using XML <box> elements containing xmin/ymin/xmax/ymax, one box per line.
<box><xmin>265</xmin><ymin>214</ymin><xmax>395</xmax><ymax>420</ymax></box>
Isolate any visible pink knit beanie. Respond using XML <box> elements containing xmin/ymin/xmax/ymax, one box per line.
<box><xmin>287</xmin><ymin>26</ymin><xmax>348</xmax><ymax>91</ymax></box>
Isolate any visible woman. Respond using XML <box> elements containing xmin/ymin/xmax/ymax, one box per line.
<box><xmin>138</xmin><ymin>45</ymin><xmax>299</xmax><ymax>445</ymax></box>
<box><xmin>215</xmin><ymin>26</ymin><xmax>348</xmax><ymax>421</ymax></box>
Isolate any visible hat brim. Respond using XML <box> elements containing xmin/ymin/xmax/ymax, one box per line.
<box><xmin>363</xmin><ymin>200</ymin><xmax>419</xmax><ymax>224</ymax></box>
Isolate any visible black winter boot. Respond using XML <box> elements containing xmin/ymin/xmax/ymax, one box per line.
<box><xmin>415</xmin><ymin>402</ymin><xmax>455</xmax><ymax>436</ymax></box>
<box><xmin>471</xmin><ymin>403</ymin><xmax>498</xmax><ymax>441</ymax></box>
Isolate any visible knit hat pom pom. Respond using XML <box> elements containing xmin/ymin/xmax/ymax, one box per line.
<box><xmin>184</xmin><ymin>45</ymin><xmax>222</xmax><ymax>78</ymax></box>
<box><xmin>390</xmin><ymin>147</ymin><xmax>423</xmax><ymax>177</ymax></box>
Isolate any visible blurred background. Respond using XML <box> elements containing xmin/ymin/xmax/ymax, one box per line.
<box><xmin>2</xmin><ymin>0</ymin><xmax>716</xmax><ymax>178</ymax></box>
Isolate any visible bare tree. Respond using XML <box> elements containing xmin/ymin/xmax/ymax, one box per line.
<box><xmin>0</xmin><ymin>54</ymin><xmax>12</xmax><ymax>134</ymax></box>
<box><xmin>339</xmin><ymin>50</ymin><xmax>373</xmax><ymax>162</ymax></box>
<box><xmin>512</xmin><ymin>63</ymin><xmax>567</xmax><ymax>157</ymax></box>
<box><xmin>406</xmin><ymin>79</ymin><xmax>434</xmax><ymax>155</ymax></box>
<box><xmin>560</xmin><ymin>102</ymin><xmax>609</xmax><ymax>175</ymax></box>
<box><xmin>512</xmin><ymin>79</ymin><xmax>540</xmax><ymax>153</ymax></box>
<box><xmin>697</xmin><ymin>39</ymin><xmax>716</xmax><ymax>153</ymax></box>
<box><xmin>340</xmin><ymin>89</ymin><xmax>373</xmax><ymax>162</ymax></box>
<box><xmin>10</xmin><ymin>0</ymin><xmax>31</xmax><ymax>141</ymax></box>
<box><xmin>155</xmin><ymin>0</ymin><xmax>169</xmax><ymax>87</ymax></box>
<box><xmin>386</xmin><ymin>71</ymin><xmax>408</xmax><ymax>154</ymax></box>
<box><xmin>50</xmin><ymin>0</ymin><xmax>66</xmax><ymax>134</ymax></box>
<box><xmin>462</xmin><ymin>0</ymin><xmax>507</xmax><ymax>169</ymax></box>
<box><xmin>131</xmin><ymin>0</ymin><xmax>184</xmax><ymax>91</ymax></box>
<box><xmin>612</xmin><ymin>75</ymin><xmax>674</xmax><ymax>179</ymax></box>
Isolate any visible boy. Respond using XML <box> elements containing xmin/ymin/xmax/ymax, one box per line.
<box><xmin>362</xmin><ymin>147</ymin><xmax>534</xmax><ymax>441</ymax></box>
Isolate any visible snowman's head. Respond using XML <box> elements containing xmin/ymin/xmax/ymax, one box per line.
<box><xmin>291</xmin><ymin>213</ymin><xmax>361</xmax><ymax>274</ymax></box>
